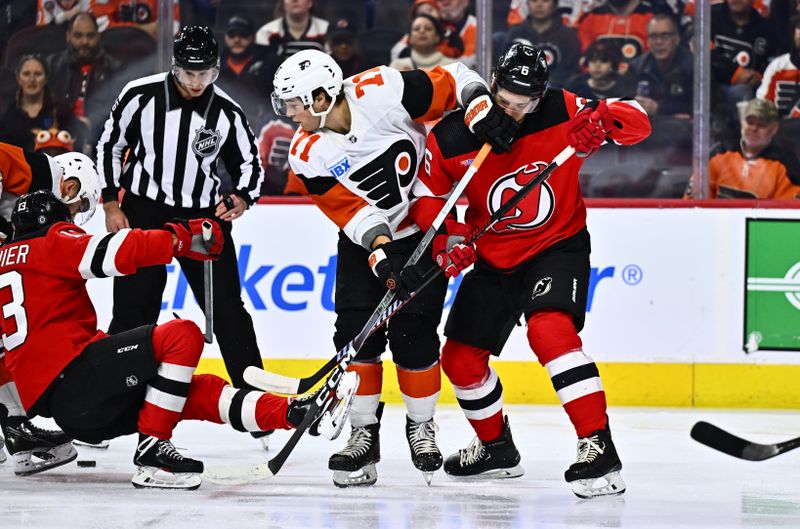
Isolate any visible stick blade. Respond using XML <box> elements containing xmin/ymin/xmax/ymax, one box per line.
<box><xmin>244</xmin><ymin>366</ymin><xmax>301</xmax><ymax>394</ymax></box>
<box><xmin>690</xmin><ymin>421</ymin><xmax>778</xmax><ymax>461</ymax></box>
<box><xmin>203</xmin><ymin>463</ymin><xmax>274</xmax><ymax>485</ymax></box>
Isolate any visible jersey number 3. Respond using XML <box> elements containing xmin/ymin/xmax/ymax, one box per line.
<box><xmin>0</xmin><ymin>271</ymin><xmax>28</xmax><ymax>351</ymax></box>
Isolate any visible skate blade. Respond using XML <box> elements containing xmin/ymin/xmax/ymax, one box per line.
<box><xmin>74</xmin><ymin>439</ymin><xmax>110</xmax><ymax>450</ymax></box>
<box><xmin>132</xmin><ymin>466</ymin><xmax>202</xmax><ymax>490</ymax></box>
<box><xmin>14</xmin><ymin>442</ymin><xmax>78</xmax><ymax>476</ymax></box>
<box><xmin>332</xmin><ymin>464</ymin><xmax>377</xmax><ymax>488</ymax></box>
<box><xmin>446</xmin><ymin>464</ymin><xmax>525</xmax><ymax>482</ymax></box>
<box><xmin>570</xmin><ymin>471</ymin><xmax>626</xmax><ymax>499</ymax></box>
<box><xmin>423</xmin><ymin>471</ymin><xmax>433</xmax><ymax>486</ymax></box>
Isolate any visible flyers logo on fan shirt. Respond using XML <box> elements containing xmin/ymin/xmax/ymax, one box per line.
<box><xmin>488</xmin><ymin>161</ymin><xmax>555</xmax><ymax>232</ymax></box>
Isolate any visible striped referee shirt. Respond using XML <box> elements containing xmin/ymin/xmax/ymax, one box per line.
<box><xmin>97</xmin><ymin>72</ymin><xmax>264</xmax><ymax>209</ymax></box>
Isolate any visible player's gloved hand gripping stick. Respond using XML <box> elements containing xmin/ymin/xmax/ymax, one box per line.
<box><xmin>246</xmin><ymin>144</ymin><xmax>576</xmax><ymax>395</ymax></box>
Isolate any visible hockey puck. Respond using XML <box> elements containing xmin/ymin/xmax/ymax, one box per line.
<box><xmin>77</xmin><ymin>460</ymin><xmax>97</xmax><ymax>468</ymax></box>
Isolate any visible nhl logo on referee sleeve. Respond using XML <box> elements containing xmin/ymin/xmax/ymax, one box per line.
<box><xmin>192</xmin><ymin>127</ymin><xmax>222</xmax><ymax>157</ymax></box>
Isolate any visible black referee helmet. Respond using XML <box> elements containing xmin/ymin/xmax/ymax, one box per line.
<box><xmin>174</xmin><ymin>25</ymin><xmax>219</xmax><ymax>70</ymax></box>
<box><xmin>11</xmin><ymin>190</ymin><xmax>72</xmax><ymax>240</ymax></box>
<box><xmin>493</xmin><ymin>43</ymin><xmax>549</xmax><ymax>100</ymax></box>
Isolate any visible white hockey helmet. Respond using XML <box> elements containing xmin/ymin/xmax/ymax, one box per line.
<box><xmin>271</xmin><ymin>50</ymin><xmax>343</xmax><ymax>125</ymax></box>
<box><xmin>53</xmin><ymin>152</ymin><xmax>101</xmax><ymax>225</ymax></box>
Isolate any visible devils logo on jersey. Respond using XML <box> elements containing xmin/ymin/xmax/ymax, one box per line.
<box><xmin>348</xmin><ymin>139</ymin><xmax>417</xmax><ymax>210</ymax></box>
<box><xmin>487</xmin><ymin>161</ymin><xmax>555</xmax><ymax>232</ymax></box>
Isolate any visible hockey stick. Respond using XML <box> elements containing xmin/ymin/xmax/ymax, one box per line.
<box><xmin>202</xmin><ymin>221</ymin><xmax>214</xmax><ymax>344</ymax></box>
<box><xmin>244</xmin><ymin>143</ymin><xmax>494</xmax><ymax>394</ymax></box>
<box><xmin>246</xmin><ymin>145</ymin><xmax>576</xmax><ymax>394</ymax></box>
<box><xmin>690</xmin><ymin>421</ymin><xmax>800</xmax><ymax>461</ymax></box>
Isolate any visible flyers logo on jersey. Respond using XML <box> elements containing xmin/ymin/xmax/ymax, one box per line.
<box><xmin>488</xmin><ymin>161</ymin><xmax>554</xmax><ymax>231</ymax></box>
<box><xmin>192</xmin><ymin>127</ymin><xmax>222</xmax><ymax>157</ymax></box>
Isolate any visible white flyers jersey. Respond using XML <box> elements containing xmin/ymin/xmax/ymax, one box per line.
<box><xmin>288</xmin><ymin>63</ymin><xmax>487</xmax><ymax>249</ymax></box>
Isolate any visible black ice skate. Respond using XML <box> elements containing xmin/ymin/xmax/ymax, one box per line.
<box><xmin>0</xmin><ymin>405</ymin><xmax>6</xmax><ymax>464</ymax></box>
<box><xmin>328</xmin><ymin>402</ymin><xmax>382</xmax><ymax>488</ymax></box>
<box><xmin>132</xmin><ymin>434</ymin><xmax>204</xmax><ymax>490</ymax></box>
<box><xmin>3</xmin><ymin>416</ymin><xmax>77</xmax><ymax>476</ymax></box>
<box><xmin>405</xmin><ymin>416</ymin><xmax>442</xmax><ymax>485</ymax></box>
<box><xmin>564</xmin><ymin>424</ymin><xmax>626</xmax><ymax>498</ymax></box>
<box><xmin>444</xmin><ymin>416</ymin><xmax>524</xmax><ymax>480</ymax></box>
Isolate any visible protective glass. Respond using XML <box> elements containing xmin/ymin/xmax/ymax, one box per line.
<box><xmin>173</xmin><ymin>65</ymin><xmax>220</xmax><ymax>89</ymax></box>
<box><xmin>494</xmin><ymin>88</ymin><xmax>540</xmax><ymax>114</ymax></box>
<box><xmin>271</xmin><ymin>92</ymin><xmax>307</xmax><ymax>117</ymax></box>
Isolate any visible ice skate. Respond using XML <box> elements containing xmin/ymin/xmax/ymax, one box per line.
<box><xmin>564</xmin><ymin>425</ymin><xmax>626</xmax><ymax>499</ymax></box>
<box><xmin>329</xmin><ymin>420</ymin><xmax>380</xmax><ymax>487</ymax></box>
<box><xmin>405</xmin><ymin>416</ymin><xmax>442</xmax><ymax>485</ymax></box>
<box><xmin>287</xmin><ymin>371</ymin><xmax>359</xmax><ymax>440</ymax></box>
<box><xmin>444</xmin><ymin>416</ymin><xmax>524</xmax><ymax>481</ymax></box>
<box><xmin>4</xmin><ymin>418</ymin><xmax>77</xmax><ymax>476</ymax></box>
<box><xmin>250</xmin><ymin>430</ymin><xmax>273</xmax><ymax>450</ymax></box>
<box><xmin>132</xmin><ymin>434</ymin><xmax>203</xmax><ymax>490</ymax></box>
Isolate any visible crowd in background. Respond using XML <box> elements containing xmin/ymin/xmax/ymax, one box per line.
<box><xmin>1</xmin><ymin>0</ymin><xmax>799</xmax><ymax>199</ymax></box>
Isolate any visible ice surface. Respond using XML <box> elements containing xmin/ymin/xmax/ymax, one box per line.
<box><xmin>2</xmin><ymin>405</ymin><xmax>800</xmax><ymax>529</ymax></box>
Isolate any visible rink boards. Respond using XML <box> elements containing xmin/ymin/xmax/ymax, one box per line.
<box><xmin>83</xmin><ymin>202</ymin><xmax>800</xmax><ymax>408</ymax></box>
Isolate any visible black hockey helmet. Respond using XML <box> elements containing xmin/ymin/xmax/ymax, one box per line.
<box><xmin>174</xmin><ymin>25</ymin><xmax>219</xmax><ymax>70</ymax></box>
<box><xmin>492</xmin><ymin>43</ymin><xmax>549</xmax><ymax>100</ymax></box>
<box><xmin>11</xmin><ymin>190</ymin><xmax>72</xmax><ymax>240</ymax></box>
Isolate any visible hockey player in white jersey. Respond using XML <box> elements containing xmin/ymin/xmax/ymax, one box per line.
<box><xmin>272</xmin><ymin>50</ymin><xmax>519</xmax><ymax>487</ymax></box>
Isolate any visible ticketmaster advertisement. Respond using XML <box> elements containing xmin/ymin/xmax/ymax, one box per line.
<box><xmin>84</xmin><ymin>204</ymin><xmax>800</xmax><ymax>366</ymax></box>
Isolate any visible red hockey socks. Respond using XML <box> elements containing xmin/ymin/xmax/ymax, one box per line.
<box><xmin>441</xmin><ymin>339</ymin><xmax>504</xmax><ymax>442</ymax></box>
<box><xmin>528</xmin><ymin>311</ymin><xmax>607</xmax><ymax>437</ymax></box>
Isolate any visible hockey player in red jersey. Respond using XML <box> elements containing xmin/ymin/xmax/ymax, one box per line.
<box><xmin>0</xmin><ymin>190</ymin><xmax>357</xmax><ymax>489</ymax></box>
<box><xmin>409</xmin><ymin>43</ymin><xmax>651</xmax><ymax>498</ymax></box>
<box><xmin>271</xmin><ymin>49</ymin><xmax>518</xmax><ymax>487</ymax></box>
<box><xmin>0</xmin><ymin>146</ymin><xmax>101</xmax><ymax>472</ymax></box>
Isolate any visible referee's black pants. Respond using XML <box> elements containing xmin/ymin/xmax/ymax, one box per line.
<box><xmin>107</xmin><ymin>193</ymin><xmax>262</xmax><ymax>388</ymax></box>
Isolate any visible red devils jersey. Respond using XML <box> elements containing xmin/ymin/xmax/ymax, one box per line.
<box><xmin>413</xmin><ymin>90</ymin><xmax>650</xmax><ymax>271</ymax></box>
<box><xmin>0</xmin><ymin>224</ymin><xmax>173</xmax><ymax>411</ymax></box>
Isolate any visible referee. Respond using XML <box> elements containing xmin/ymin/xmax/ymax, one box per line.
<box><xmin>96</xmin><ymin>26</ymin><xmax>265</xmax><ymax>403</ymax></box>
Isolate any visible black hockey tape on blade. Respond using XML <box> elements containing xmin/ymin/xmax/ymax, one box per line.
<box><xmin>77</xmin><ymin>460</ymin><xmax>97</xmax><ymax>468</ymax></box>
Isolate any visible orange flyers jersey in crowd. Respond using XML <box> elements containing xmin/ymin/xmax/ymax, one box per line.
<box><xmin>91</xmin><ymin>0</ymin><xmax>180</xmax><ymax>32</ymax></box>
<box><xmin>414</xmin><ymin>92</ymin><xmax>651</xmax><ymax>271</ymax></box>
<box><xmin>0</xmin><ymin>224</ymin><xmax>174</xmax><ymax>411</ymax></box>
<box><xmin>708</xmin><ymin>146</ymin><xmax>800</xmax><ymax>199</ymax></box>
<box><xmin>287</xmin><ymin>63</ymin><xmax>487</xmax><ymax>248</ymax></box>
<box><xmin>577</xmin><ymin>1</ymin><xmax>661</xmax><ymax>63</ymax></box>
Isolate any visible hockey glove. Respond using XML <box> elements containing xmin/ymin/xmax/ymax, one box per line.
<box><xmin>464</xmin><ymin>91</ymin><xmax>519</xmax><ymax>153</ymax></box>
<box><xmin>164</xmin><ymin>218</ymin><xmax>224</xmax><ymax>261</ymax></box>
<box><xmin>432</xmin><ymin>219</ymin><xmax>476</xmax><ymax>278</ymax></box>
<box><xmin>368</xmin><ymin>240</ymin><xmax>417</xmax><ymax>301</ymax></box>
<box><xmin>567</xmin><ymin>99</ymin><xmax>613</xmax><ymax>158</ymax></box>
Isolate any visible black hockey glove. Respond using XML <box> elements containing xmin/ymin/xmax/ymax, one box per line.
<box><xmin>464</xmin><ymin>91</ymin><xmax>519</xmax><ymax>153</ymax></box>
<box><xmin>368</xmin><ymin>241</ymin><xmax>418</xmax><ymax>301</ymax></box>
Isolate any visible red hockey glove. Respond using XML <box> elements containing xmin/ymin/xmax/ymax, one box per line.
<box><xmin>567</xmin><ymin>100</ymin><xmax>613</xmax><ymax>158</ymax></box>
<box><xmin>464</xmin><ymin>91</ymin><xmax>520</xmax><ymax>153</ymax></box>
<box><xmin>164</xmin><ymin>218</ymin><xmax>224</xmax><ymax>261</ymax></box>
<box><xmin>368</xmin><ymin>240</ymin><xmax>416</xmax><ymax>301</ymax></box>
<box><xmin>432</xmin><ymin>219</ymin><xmax>476</xmax><ymax>278</ymax></box>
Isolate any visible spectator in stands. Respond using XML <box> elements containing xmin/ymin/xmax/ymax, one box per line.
<box><xmin>46</xmin><ymin>12</ymin><xmax>122</xmax><ymax>150</ymax></box>
<box><xmin>507</xmin><ymin>0</ymin><xmax>601</xmax><ymax>28</ymax></box>
<box><xmin>757</xmin><ymin>16</ymin><xmax>800</xmax><ymax>118</ymax></box>
<box><xmin>327</xmin><ymin>13</ymin><xmax>363</xmax><ymax>77</ymax></box>
<box><xmin>687</xmin><ymin>99</ymin><xmax>800</xmax><ymax>199</ymax></box>
<box><xmin>390</xmin><ymin>0</ymin><xmax>465</xmax><ymax>64</ymax></box>
<box><xmin>36</xmin><ymin>0</ymin><xmax>90</xmax><ymax>26</ymax></box>
<box><xmin>566</xmin><ymin>41</ymin><xmax>636</xmax><ymax>99</ymax></box>
<box><xmin>0</xmin><ymin>55</ymin><xmax>75</xmax><ymax>152</ymax></box>
<box><xmin>711</xmin><ymin>0</ymin><xmax>782</xmax><ymax>114</ymax></box>
<box><xmin>255</xmin><ymin>0</ymin><xmax>328</xmax><ymax>58</ymax></box>
<box><xmin>91</xmin><ymin>0</ymin><xmax>180</xmax><ymax>37</ymax></box>
<box><xmin>438</xmin><ymin>0</ymin><xmax>476</xmax><ymax>67</ymax></box>
<box><xmin>577</xmin><ymin>0</ymin><xmax>670</xmax><ymax>72</ymax></box>
<box><xmin>217</xmin><ymin>13</ymin><xmax>278</xmax><ymax>129</ymax></box>
<box><xmin>390</xmin><ymin>15</ymin><xmax>456</xmax><ymax>71</ymax></box>
<box><xmin>504</xmin><ymin>0</ymin><xmax>580</xmax><ymax>88</ymax></box>
<box><xmin>629</xmin><ymin>13</ymin><xmax>693</xmax><ymax>117</ymax></box>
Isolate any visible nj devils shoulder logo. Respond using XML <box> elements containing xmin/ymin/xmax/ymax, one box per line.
<box><xmin>487</xmin><ymin>161</ymin><xmax>554</xmax><ymax>232</ymax></box>
<box><xmin>192</xmin><ymin>127</ymin><xmax>222</xmax><ymax>158</ymax></box>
